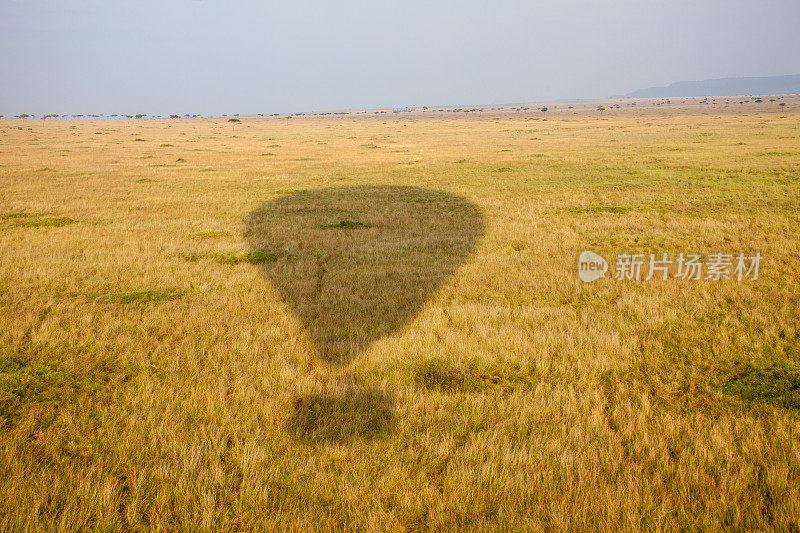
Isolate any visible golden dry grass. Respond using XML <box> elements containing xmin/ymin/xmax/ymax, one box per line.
<box><xmin>1</xmin><ymin>98</ymin><xmax>799</xmax><ymax>530</ymax></box>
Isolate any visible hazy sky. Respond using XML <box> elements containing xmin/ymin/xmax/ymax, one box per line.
<box><xmin>2</xmin><ymin>0</ymin><xmax>799</xmax><ymax>116</ymax></box>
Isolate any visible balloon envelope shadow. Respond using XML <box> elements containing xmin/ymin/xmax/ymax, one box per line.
<box><xmin>245</xmin><ymin>185</ymin><xmax>485</xmax><ymax>366</ymax></box>
<box><xmin>245</xmin><ymin>185</ymin><xmax>484</xmax><ymax>444</ymax></box>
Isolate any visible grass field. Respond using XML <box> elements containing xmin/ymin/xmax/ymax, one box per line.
<box><xmin>1</xmin><ymin>98</ymin><xmax>799</xmax><ymax>530</ymax></box>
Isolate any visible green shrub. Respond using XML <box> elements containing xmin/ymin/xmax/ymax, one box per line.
<box><xmin>95</xmin><ymin>288</ymin><xmax>186</xmax><ymax>304</ymax></box>
<box><xmin>2</xmin><ymin>212</ymin><xmax>36</xmax><ymax>220</ymax></box>
<box><xmin>320</xmin><ymin>220</ymin><xmax>372</xmax><ymax>229</ymax></box>
<box><xmin>210</xmin><ymin>251</ymin><xmax>277</xmax><ymax>265</ymax></box>
<box><xmin>19</xmin><ymin>217</ymin><xmax>76</xmax><ymax>228</ymax></box>
<box><xmin>415</xmin><ymin>360</ymin><xmax>502</xmax><ymax>393</ymax></box>
<box><xmin>723</xmin><ymin>362</ymin><xmax>800</xmax><ymax>410</ymax></box>
<box><xmin>564</xmin><ymin>206</ymin><xmax>630</xmax><ymax>215</ymax></box>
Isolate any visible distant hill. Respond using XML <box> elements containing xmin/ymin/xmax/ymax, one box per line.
<box><xmin>623</xmin><ymin>74</ymin><xmax>800</xmax><ymax>98</ymax></box>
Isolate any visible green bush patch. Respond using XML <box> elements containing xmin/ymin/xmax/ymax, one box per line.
<box><xmin>564</xmin><ymin>205</ymin><xmax>630</xmax><ymax>215</ymax></box>
<box><xmin>723</xmin><ymin>362</ymin><xmax>800</xmax><ymax>410</ymax></box>
<box><xmin>2</xmin><ymin>212</ymin><xmax>37</xmax><ymax>219</ymax></box>
<box><xmin>180</xmin><ymin>252</ymin><xmax>204</xmax><ymax>262</ymax></box>
<box><xmin>0</xmin><ymin>345</ymin><xmax>119</xmax><ymax>428</ymax></box>
<box><xmin>415</xmin><ymin>359</ymin><xmax>536</xmax><ymax>393</ymax></box>
<box><xmin>189</xmin><ymin>230</ymin><xmax>231</xmax><ymax>239</ymax></box>
<box><xmin>320</xmin><ymin>220</ymin><xmax>372</xmax><ymax>229</ymax></box>
<box><xmin>210</xmin><ymin>251</ymin><xmax>277</xmax><ymax>265</ymax></box>
<box><xmin>415</xmin><ymin>360</ymin><xmax>501</xmax><ymax>393</ymax></box>
<box><xmin>19</xmin><ymin>217</ymin><xmax>77</xmax><ymax>228</ymax></box>
<box><xmin>0</xmin><ymin>355</ymin><xmax>75</xmax><ymax>424</ymax></box>
<box><xmin>95</xmin><ymin>288</ymin><xmax>186</xmax><ymax>304</ymax></box>
<box><xmin>180</xmin><ymin>250</ymin><xmax>276</xmax><ymax>264</ymax></box>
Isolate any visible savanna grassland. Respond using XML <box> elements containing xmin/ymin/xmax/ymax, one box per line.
<box><xmin>1</xmin><ymin>98</ymin><xmax>799</xmax><ymax>530</ymax></box>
